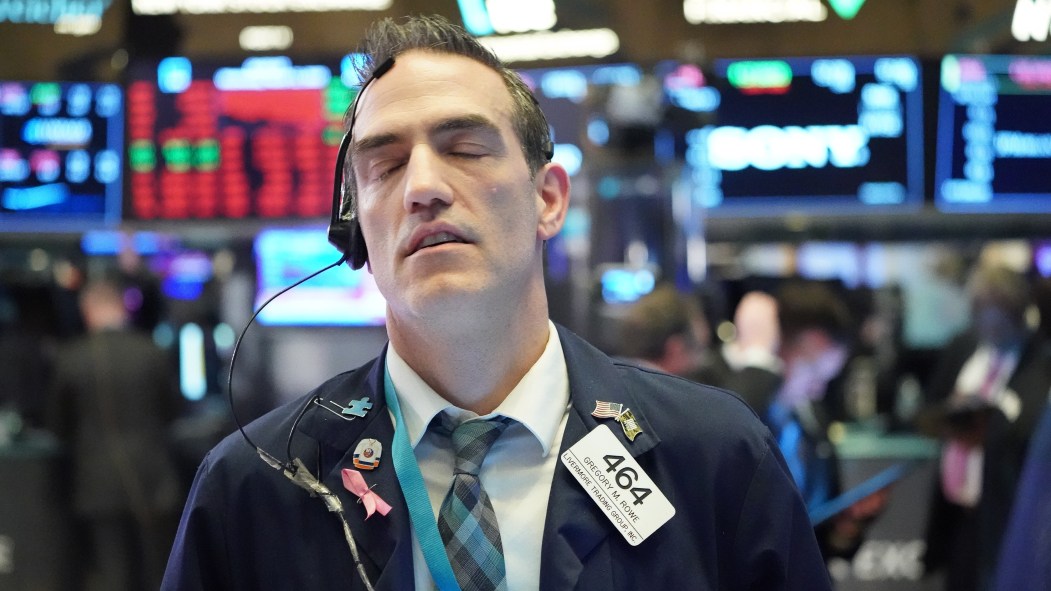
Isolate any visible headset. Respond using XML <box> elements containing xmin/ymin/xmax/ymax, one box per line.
<box><xmin>221</xmin><ymin>57</ymin><xmax>397</xmax><ymax>591</ymax></box>
<box><xmin>327</xmin><ymin>57</ymin><xmax>395</xmax><ymax>270</ymax></box>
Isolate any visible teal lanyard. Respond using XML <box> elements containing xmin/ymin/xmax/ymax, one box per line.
<box><xmin>383</xmin><ymin>368</ymin><xmax>461</xmax><ymax>591</ymax></box>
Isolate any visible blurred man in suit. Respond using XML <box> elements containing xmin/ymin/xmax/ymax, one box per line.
<box><xmin>921</xmin><ymin>264</ymin><xmax>1051</xmax><ymax>591</ymax></box>
<box><xmin>48</xmin><ymin>277</ymin><xmax>183</xmax><ymax>591</ymax></box>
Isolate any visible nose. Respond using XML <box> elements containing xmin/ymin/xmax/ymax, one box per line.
<box><xmin>403</xmin><ymin>145</ymin><xmax>453</xmax><ymax>212</ymax></box>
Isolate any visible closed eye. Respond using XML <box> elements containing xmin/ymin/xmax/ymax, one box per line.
<box><xmin>371</xmin><ymin>160</ymin><xmax>405</xmax><ymax>183</ymax></box>
<box><xmin>446</xmin><ymin>140</ymin><xmax>490</xmax><ymax>158</ymax></box>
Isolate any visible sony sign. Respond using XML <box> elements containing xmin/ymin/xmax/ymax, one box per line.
<box><xmin>1012</xmin><ymin>0</ymin><xmax>1051</xmax><ymax>41</ymax></box>
<box><xmin>701</xmin><ymin>124</ymin><xmax>870</xmax><ymax>172</ymax></box>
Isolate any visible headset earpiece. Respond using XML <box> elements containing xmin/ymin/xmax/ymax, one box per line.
<box><xmin>327</xmin><ymin>131</ymin><xmax>368</xmax><ymax>269</ymax></box>
<box><xmin>327</xmin><ymin>57</ymin><xmax>396</xmax><ymax>270</ymax></box>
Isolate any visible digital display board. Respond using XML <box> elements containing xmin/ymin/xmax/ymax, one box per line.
<box><xmin>681</xmin><ymin>55</ymin><xmax>924</xmax><ymax>217</ymax></box>
<box><xmin>254</xmin><ymin>227</ymin><xmax>386</xmax><ymax>327</ymax></box>
<box><xmin>934</xmin><ymin>54</ymin><xmax>1051</xmax><ymax>214</ymax></box>
<box><xmin>125</xmin><ymin>55</ymin><xmax>361</xmax><ymax>221</ymax></box>
<box><xmin>518</xmin><ymin>62</ymin><xmax>647</xmax><ymax>177</ymax></box>
<box><xmin>0</xmin><ymin>81</ymin><xmax>123</xmax><ymax>230</ymax></box>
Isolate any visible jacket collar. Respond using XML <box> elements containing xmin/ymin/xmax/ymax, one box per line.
<box><xmin>540</xmin><ymin>325</ymin><xmax>662</xmax><ymax>588</ymax></box>
<box><xmin>296</xmin><ymin>347</ymin><xmax>414</xmax><ymax>589</ymax></box>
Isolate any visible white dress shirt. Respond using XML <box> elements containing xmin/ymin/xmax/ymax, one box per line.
<box><xmin>942</xmin><ymin>344</ymin><xmax>1019</xmax><ymax>507</ymax></box>
<box><xmin>386</xmin><ymin>321</ymin><xmax>570</xmax><ymax>591</ymax></box>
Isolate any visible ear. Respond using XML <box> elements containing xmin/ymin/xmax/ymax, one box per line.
<box><xmin>535</xmin><ymin>162</ymin><xmax>570</xmax><ymax>241</ymax></box>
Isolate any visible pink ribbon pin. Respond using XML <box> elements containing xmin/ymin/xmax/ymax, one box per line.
<box><xmin>341</xmin><ymin>468</ymin><xmax>392</xmax><ymax>519</ymax></box>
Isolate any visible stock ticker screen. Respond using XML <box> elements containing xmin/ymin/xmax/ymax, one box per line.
<box><xmin>935</xmin><ymin>54</ymin><xmax>1051</xmax><ymax>214</ymax></box>
<box><xmin>125</xmin><ymin>55</ymin><xmax>361</xmax><ymax>221</ymax></box>
<box><xmin>682</xmin><ymin>55</ymin><xmax>925</xmax><ymax>217</ymax></box>
<box><xmin>0</xmin><ymin>81</ymin><xmax>124</xmax><ymax>230</ymax></box>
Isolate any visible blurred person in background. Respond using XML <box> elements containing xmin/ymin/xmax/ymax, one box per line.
<box><xmin>701</xmin><ymin>281</ymin><xmax>888</xmax><ymax>564</ymax></box>
<box><xmin>46</xmin><ymin>276</ymin><xmax>184</xmax><ymax>591</ymax></box>
<box><xmin>615</xmin><ymin>282</ymin><xmax>712</xmax><ymax>379</ymax></box>
<box><xmin>919</xmin><ymin>264</ymin><xmax>1051</xmax><ymax>591</ymax></box>
<box><xmin>695</xmin><ymin>290</ymin><xmax>783</xmax><ymax>412</ymax></box>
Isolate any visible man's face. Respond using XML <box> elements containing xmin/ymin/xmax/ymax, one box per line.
<box><xmin>350</xmin><ymin>50</ymin><xmax>567</xmax><ymax>320</ymax></box>
<box><xmin>781</xmin><ymin>330</ymin><xmax>849</xmax><ymax>406</ymax></box>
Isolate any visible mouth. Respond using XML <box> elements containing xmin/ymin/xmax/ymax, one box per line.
<box><xmin>409</xmin><ymin>230</ymin><xmax>469</xmax><ymax>255</ymax></box>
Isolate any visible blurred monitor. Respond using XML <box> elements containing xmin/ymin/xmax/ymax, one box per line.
<box><xmin>124</xmin><ymin>54</ymin><xmax>363</xmax><ymax>221</ymax></box>
<box><xmin>151</xmin><ymin>250</ymin><xmax>213</xmax><ymax>301</ymax></box>
<box><xmin>598</xmin><ymin>264</ymin><xmax>657</xmax><ymax>305</ymax></box>
<box><xmin>934</xmin><ymin>54</ymin><xmax>1051</xmax><ymax>213</ymax></box>
<box><xmin>1035</xmin><ymin>240</ymin><xmax>1051</xmax><ymax>278</ymax></box>
<box><xmin>1</xmin><ymin>80</ymin><xmax>123</xmax><ymax>230</ymax></box>
<box><xmin>253</xmin><ymin>226</ymin><xmax>386</xmax><ymax>327</ymax></box>
<box><xmin>517</xmin><ymin>62</ymin><xmax>647</xmax><ymax>177</ymax></box>
<box><xmin>679</xmin><ymin>55</ymin><xmax>924</xmax><ymax>217</ymax></box>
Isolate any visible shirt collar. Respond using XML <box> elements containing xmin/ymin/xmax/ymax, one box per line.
<box><xmin>386</xmin><ymin>321</ymin><xmax>569</xmax><ymax>456</ymax></box>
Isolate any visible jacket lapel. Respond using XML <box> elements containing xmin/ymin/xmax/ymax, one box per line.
<box><xmin>540</xmin><ymin>327</ymin><xmax>662</xmax><ymax>589</ymax></box>
<box><xmin>296</xmin><ymin>352</ymin><xmax>415</xmax><ymax>589</ymax></box>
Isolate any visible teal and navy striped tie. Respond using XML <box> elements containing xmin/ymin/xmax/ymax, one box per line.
<box><xmin>437</xmin><ymin>416</ymin><xmax>512</xmax><ymax>591</ymax></box>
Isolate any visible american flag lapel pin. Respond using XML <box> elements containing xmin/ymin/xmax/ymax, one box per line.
<box><xmin>591</xmin><ymin>400</ymin><xmax>643</xmax><ymax>441</ymax></box>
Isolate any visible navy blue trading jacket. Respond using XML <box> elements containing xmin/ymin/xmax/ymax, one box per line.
<box><xmin>163</xmin><ymin>325</ymin><xmax>831</xmax><ymax>590</ymax></box>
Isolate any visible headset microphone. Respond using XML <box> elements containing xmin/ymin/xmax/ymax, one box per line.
<box><xmin>328</xmin><ymin>57</ymin><xmax>396</xmax><ymax>270</ymax></box>
<box><xmin>220</xmin><ymin>57</ymin><xmax>397</xmax><ymax>591</ymax></box>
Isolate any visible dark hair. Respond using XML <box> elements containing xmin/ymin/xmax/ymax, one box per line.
<box><xmin>776</xmin><ymin>280</ymin><xmax>855</xmax><ymax>346</ymax></box>
<box><xmin>618</xmin><ymin>284</ymin><xmax>705</xmax><ymax>361</ymax></box>
<box><xmin>349</xmin><ymin>14</ymin><xmax>552</xmax><ymax>175</ymax></box>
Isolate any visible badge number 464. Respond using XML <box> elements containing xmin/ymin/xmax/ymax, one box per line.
<box><xmin>601</xmin><ymin>454</ymin><xmax>652</xmax><ymax>506</ymax></box>
<box><xmin>561</xmin><ymin>424</ymin><xmax>675</xmax><ymax>545</ymax></box>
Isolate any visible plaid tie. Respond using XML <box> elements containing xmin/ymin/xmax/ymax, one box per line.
<box><xmin>437</xmin><ymin>416</ymin><xmax>512</xmax><ymax>591</ymax></box>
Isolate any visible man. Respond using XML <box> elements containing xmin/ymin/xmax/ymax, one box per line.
<box><xmin>701</xmin><ymin>282</ymin><xmax>885</xmax><ymax>561</ymax></box>
<box><xmin>48</xmin><ymin>277</ymin><xmax>183</xmax><ymax>591</ymax></box>
<box><xmin>921</xmin><ymin>264</ymin><xmax>1051</xmax><ymax>591</ymax></box>
<box><xmin>615</xmin><ymin>283</ymin><xmax>712</xmax><ymax>379</ymax></box>
<box><xmin>163</xmin><ymin>15</ymin><xmax>830</xmax><ymax>591</ymax></box>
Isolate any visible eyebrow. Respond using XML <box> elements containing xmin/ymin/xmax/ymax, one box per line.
<box><xmin>351</xmin><ymin>114</ymin><xmax>504</xmax><ymax>157</ymax></box>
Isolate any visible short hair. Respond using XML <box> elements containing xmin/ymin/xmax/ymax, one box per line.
<box><xmin>618</xmin><ymin>284</ymin><xmax>704</xmax><ymax>361</ymax></box>
<box><xmin>349</xmin><ymin>14</ymin><xmax>552</xmax><ymax>176</ymax></box>
<box><xmin>967</xmin><ymin>264</ymin><xmax>1032</xmax><ymax>324</ymax></box>
<box><xmin>776</xmin><ymin>280</ymin><xmax>855</xmax><ymax>346</ymax></box>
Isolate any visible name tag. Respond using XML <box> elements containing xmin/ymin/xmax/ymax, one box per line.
<box><xmin>560</xmin><ymin>424</ymin><xmax>675</xmax><ymax>545</ymax></box>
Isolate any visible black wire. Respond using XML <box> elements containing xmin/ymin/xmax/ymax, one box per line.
<box><xmin>286</xmin><ymin>394</ymin><xmax>320</xmax><ymax>468</ymax></box>
<box><xmin>230</xmin><ymin>57</ymin><xmax>396</xmax><ymax>470</ymax></box>
<box><xmin>226</xmin><ymin>252</ymin><xmax>348</xmax><ymax>463</ymax></box>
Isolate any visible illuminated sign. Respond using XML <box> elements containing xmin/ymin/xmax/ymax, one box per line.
<box><xmin>935</xmin><ymin>55</ymin><xmax>1051</xmax><ymax>213</ymax></box>
<box><xmin>239</xmin><ymin>26</ymin><xmax>294</xmax><ymax>52</ymax></box>
<box><xmin>125</xmin><ymin>56</ymin><xmax>355</xmax><ymax>221</ymax></box>
<box><xmin>680</xmin><ymin>55</ymin><xmax>923</xmax><ymax>216</ymax></box>
<box><xmin>726</xmin><ymin>60</ymin><xmax>793</xmax><ymax>94</ymax></box>
<box><xmin>1012</xmin><ymin>0</ymin><xmax>1051</xmax><ymax>42</ymax></box>
<box><xmin>131</xmin><ymin>0</ymin><xmax>390</xmax><ymax>15</ymax></box>
<box><xmin>461</xmin><ymin>0</ymin><xmax>618</xmax><ymax>62</ymax></box>
<box><xmin>684</xmin><ymin>0</ymin><xmax>868</xmax><ymax>24</ymax></box>
<box><xmin>684</xmin><ymin>0</ymin><xmax>826</xmax><ymax>24</ymax></box>
<box><xmin>458</xmin><ymin>0</ymin><xmax>557</xmax><ymax>35</ymax></box>
<box><xmin>0</xmin><ymin>0</ymin><xmax>112</xmax><ymax>24</ymax></box>
<box><xmin>0</xmin><ymin>81</ymin><xmax>124</xmax><ymax>230</ymax></box>
<box><xmin>481</xmin><ymin>29</ymin><xmax>619</xmax><ymax>62</ymax></box>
